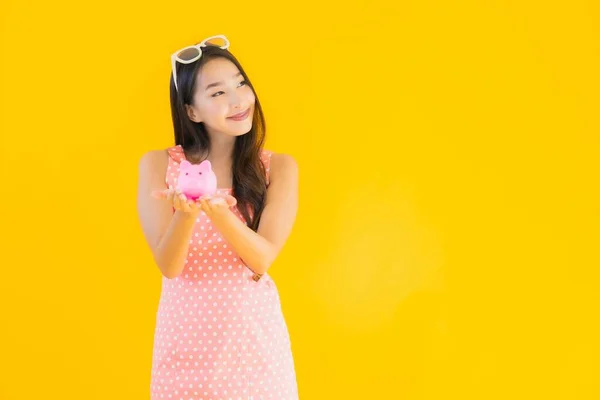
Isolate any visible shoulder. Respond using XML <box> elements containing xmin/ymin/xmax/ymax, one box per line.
<box><xmin>268</xmin><ymin>152</ymin><xmax>298</xmax><ymax>183</ymax></box>
<box><xmin>139</xmin><ymin>148</ymin><xmax>169</xmax><ymax>166</ymax></box>
<box><xmin>269</xmin><ymin>152</ymin><xmax>298</xmax><ymax>170</ymax></box>
<box><xmin>138</xmin><ymin>148</ymin><xmax>170</xmax><ymax>174</ymax></box>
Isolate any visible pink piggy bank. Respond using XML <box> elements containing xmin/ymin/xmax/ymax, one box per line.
<box><xmin>176</xmin><ymin>159</ymin><xmax>217</xmax><ymax>200</ymax></box>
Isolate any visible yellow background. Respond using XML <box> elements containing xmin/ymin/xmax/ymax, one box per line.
<box><xmin>1</xmin><ymin>0</ymin><xmax>599</xmax><ymax>399</ymax></box>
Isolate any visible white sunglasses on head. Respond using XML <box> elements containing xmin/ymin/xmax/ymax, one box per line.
<box><xmin>171</xmin><ymin>34</ymin><xmax>230</xmax><ymax>92</ymax></box>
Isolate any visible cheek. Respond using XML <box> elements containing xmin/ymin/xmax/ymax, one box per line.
<box><xmin>204</xmin><ymin>101</ymin><xmax>228</xmax><ymax>119</ymax></box>
<box><xmin>245</xmin><ymin>88</ymin><xmax>256</xmax><ymax>104</ymax></box>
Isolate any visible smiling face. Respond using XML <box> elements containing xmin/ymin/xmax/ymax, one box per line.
<box><xmin>185</xmin><ymin>57</ymin><xmax>256</xmax><ymax>138</ymax></box>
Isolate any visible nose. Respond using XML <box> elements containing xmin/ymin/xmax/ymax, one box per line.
<box><xmin>229</xmin><ymin>92</ymin><xmax>243</xmax><ymax>109</ymax></box>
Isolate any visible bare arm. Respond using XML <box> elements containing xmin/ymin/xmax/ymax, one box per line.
<box><xmin>207</xmin><ymin>153</ymin><xmax>299</xmax><ymax>276</ymax></box>
<box><xmin>136</xmin><ymin>150</ymin><xmax>199</xmax><ymax>279</ymax></box>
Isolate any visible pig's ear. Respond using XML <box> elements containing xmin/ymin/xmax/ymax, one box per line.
<box><xmin>199</xmin><ymin>160</ymin><xmax>212</xmax><ymax>171</ymax></box>
<box><xmin>180</xmin><ymin>160</ymin><xmax>192</xmax><ymax>169</ymax></box>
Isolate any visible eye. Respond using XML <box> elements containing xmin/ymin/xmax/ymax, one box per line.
<box><xmin>211</xmin><ymin>81</ymin><xmax>247</xmax><ymax>97</ymax></box>
<box><xmin>185</xmin><ymin>172</ymin><xmax>188</xmax><ymax>175</ymax></box>
<box><xmin>198</xmin><ymin>172</ymin><xmax>203</xmax><ymax>175</ymax></box>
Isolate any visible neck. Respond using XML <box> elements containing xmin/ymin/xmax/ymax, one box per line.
<box><xmin>206</xmin><ymin>131</ymin><xmax>236</xmax><ymax>164</ymax></box>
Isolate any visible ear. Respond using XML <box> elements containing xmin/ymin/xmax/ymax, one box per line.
<box><xmin>185</xmin><ymin>104</ymin><xmax>202</xmax><ymax>123</ymax></box>
<box><xmin>180</xmin><ymin>160</ymin><xmax>192</xmax><ymax>169</ymax></box>
<box><xmin>199</xmin><ymin>160</ymin><xmax>212</xmax><ymax>171</ymax></box>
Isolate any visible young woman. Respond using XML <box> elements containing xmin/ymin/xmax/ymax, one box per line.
<box><xmin>136</xmin><ymin>35</ymin><xmax>300</xmax><ymax>400</ymax></box>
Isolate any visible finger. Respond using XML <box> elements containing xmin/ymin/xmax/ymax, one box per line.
<box><xmin>153</xmin><ymin>189</ymin><xmax>169</xmax><ymax>199</ymax></box>
<box><xmin>199</xmin><ymin>198</ymin><xmax>211</xmax><ymax>214</ymax></box>
<box><xmin>173</xmin><ymin>191</ymin><xmax>184</xmax><ymax>210</ymax></box>
<box><xmin>165</xmin><ymin>189</ymin><xmax>175</xmax><ymax>205</ymax></box>
<box><xmin>186</xmin><ymin>196</ymin><xmax>200</xmax><ymax>213</ymax></box>
<box><xmin>224</xmin><ymin>195</ymin><xmax>237</xmax><ymax>207</ymax></box>
<box><xmin>189</xmin><ymin>199</ymin><xmax>201</xmax><ymax>212</ymax></box>
<box><xmin>173</xmin><ymin>189</ymin><xmax>183</xmax><ymax>209</ymax></box>
<box><xmin>178</xmin><ymin>193</ymin><xmax>192</xmax><ymax>212</ymax></box>
<box><xmin>181</xmin><ymin>195</ymin><xmax>194</xmax><ymax>213</ymax></box>
<box><xmin>213</xmin><ymin>193</ymin><xmax>236</xmax><ymax>206</ymax></box>
<box><xmin>198</xmin><ymin>195</ymin><xmax>209</xmax><ymax>207</ymax></box>
<box><xmin>209</xmin><ymin>197</ymin><xmax>226</xmax><ymax>205</ymax></box>
<box><xmin>171</xmin><ymin>192</ymin><xmax>179</xmax><ymax>210</ymax></box>
<box><xmin>197</xmin><ymin>200</ymin><xmax>207</xmax><ymax>214</ymax></box>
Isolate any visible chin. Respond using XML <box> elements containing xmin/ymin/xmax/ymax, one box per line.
<box><xmin>228</xmin><ymin>121</ymin><xmax>253</xmax><ymax>136</ymax></box>
<box><xmin>217</xmin><ymin>127</ymin><xmax>251</xmax><ymax>138</ymax></box>
<box><xmin>231</xmin><ymin>129</ymin><xmax>250</xmax><ymax>137</ymax></box>
<box><xmin>208</xmin><ymin>120</ymin><xmax>253</xmax><ymax>137</ymax></box>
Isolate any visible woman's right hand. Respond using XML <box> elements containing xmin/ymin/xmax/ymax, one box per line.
<box><xmin>151</xmin><ymin>186</ymin><xmax>202</xmax><ymax>214</ymax></box>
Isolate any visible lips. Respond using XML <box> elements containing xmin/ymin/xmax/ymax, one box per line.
<box><xmin>227</xmin><ymin>109</ymin><xmax>250</xmax><ymax>120</ymax></box>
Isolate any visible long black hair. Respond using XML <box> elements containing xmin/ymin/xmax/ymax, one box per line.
<box><xmin>169</xmin><ymin>43</ymin><xmax>268</xmax><ymax>231</ymax></box>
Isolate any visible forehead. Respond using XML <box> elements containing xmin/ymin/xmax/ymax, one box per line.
<box><xmin>197</xmin><ymin>58</ymin><xmax>240</xmax><ymax>83</ymax></box>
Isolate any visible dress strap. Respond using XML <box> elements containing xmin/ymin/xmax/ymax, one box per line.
<box><xmin>167</xmin><ymin>144</ymin><xmax>186</xmax><ymax>163</ymax></box>
<box><xmin>165</xmin><ymin>145</ymin><xmax>186</xmax><ymax>190</ymax></box>
<box><xmin>261</xmin><ymin>149</ymin><xmax>274</xmax><ymax>186</ymax></box>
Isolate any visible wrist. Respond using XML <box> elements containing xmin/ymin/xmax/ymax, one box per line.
<box><xmin>210</xmin><ymin>207</ymin><xmax>236</xmax><ymax>226</ymax></box>
<box><xmin>174</xmin><ymin>209</ymin><xmax>200</xmax><ymax>222</ymax></box>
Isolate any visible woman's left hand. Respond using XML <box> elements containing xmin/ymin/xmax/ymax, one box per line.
<box><xmin>198</xmin><ymin>193</ymin><xmax>237</xmax><ymax>219</ymax></box>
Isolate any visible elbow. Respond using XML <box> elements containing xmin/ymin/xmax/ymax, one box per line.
<box><xmin>153</xmin><ymin>254</ymin><xmax>183</xmax><ymax>280</ymax></box>
<box><xmin>254</xmin><ymin>247</ymin><xmax>279</xmax><ymax>275</ymax></box>
<box><xmin>161</xmin><ymin>266</ymin><xmax>183</xmax><ymax>280</ymax></box>
<box><xmin>162</xmin><ymin>269</ymin><xmax>180</xmax><ymax>280</ymax></box>
<box><xmin>161</xmin><ymin>261</ymin><xmax>183</xmax><ymax>279</ymax></box>
<box><xmin>253</xmin><ymin>263</ymin><xmax>270</xmax><ymax>277</ymax></box>
<box><xmin>243</xmin><ymin>256</ymin><xmax>272</xmax><ymax>277</ymax></box>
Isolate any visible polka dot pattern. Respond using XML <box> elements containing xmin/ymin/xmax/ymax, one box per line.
<box><xmin>150</xmin><ymin>145</ymin><xmax>299</xmax><ymax>400</ymax></box>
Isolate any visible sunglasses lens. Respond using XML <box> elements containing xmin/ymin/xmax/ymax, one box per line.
<box><xmin>203</xmin><ymin>37</ymin><xmax>228</xmax><ymax>48</ymax></box>
<box><xmin>177</xmin><ymin>47</ymin><xmax>200</xmax><ymax>61</ymax></box>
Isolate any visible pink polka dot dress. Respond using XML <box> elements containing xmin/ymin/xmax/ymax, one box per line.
<box><xmin>150</xmin><ymin>145</ymin><xmax>299</xmax><ymax>400</ymax></box>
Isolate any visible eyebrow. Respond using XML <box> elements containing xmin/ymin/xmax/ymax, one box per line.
<box><xmin>204</xmin><ymin>72</ymin><xmax>243</xmax><ymax>91</ymax></box>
